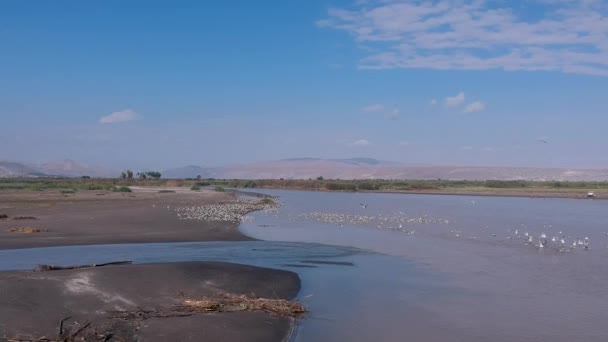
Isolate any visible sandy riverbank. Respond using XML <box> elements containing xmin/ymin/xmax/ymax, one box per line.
<box><xmin>0</xmin><ymin>261</ymin><xmax>301</xmax><ymax>341</ymax></box>
<box><xmin>0</xmin><ymin>189</ymin><xmax>252</xmax><ymax>250</ymax></box>
<box><xmin>0</xmin><ymin>188</ymin><xmax>300</xmax><ymax>341</ymax></box>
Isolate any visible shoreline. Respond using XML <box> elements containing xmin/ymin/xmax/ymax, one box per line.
<box><xmin>0</xmin><ymin>261</ymin><xmax>301</xmax><ymax>341</ymax></box>
<box><xmin>238</xmin><ymin>186</ymin><xmax>607</xmax><ymax>200</ymax></box>
<box><xmin>0</xmin><ymin>189</ymin><xmax>301</xmax><ymax>341</ymax></box>
<box><xmin>0</xmin><ymin>189</ymin><xmax>255</xmax><ymax>250</ymax></box>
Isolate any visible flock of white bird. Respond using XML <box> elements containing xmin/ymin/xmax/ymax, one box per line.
<box><xmin>171</xmin><ymin>198</ymin><xmax>599</xmax><ymax>253</ymax></box>
<box><xmin>173</xmin><ymin>200</ymin><xmax>277</xmax><ymax>223</ymax></box>
<box><xmin>289</xmin><ymin>212</ymin><xmax>449</xmax><ymax>234</ymax></box>
<box><xmin>448</xmin><ymin>222</ymin><xmax>595</xmax><ymax>252</ymax></box>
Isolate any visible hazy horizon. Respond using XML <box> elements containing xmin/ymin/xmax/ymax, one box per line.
<box><xmin>2</xmin><ymin>1</ymin><xmax>607</xmax><ymax>170</ymax></box>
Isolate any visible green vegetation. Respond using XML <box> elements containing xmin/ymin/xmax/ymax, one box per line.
<box><xmin>137</xmin><ymin>171</ymin><xmax>162</xmax><ymax>180</ymax></box>
<box><xmin>1</xmin><ymin>177</ymin><xmax>608</xmax><ymax>197</ymax></box>
<box><xmin>158</xmin><ymin>190</ymin><xmax>176</xmax><ymax>193</ymax></box>
<box><xmin>257</xmin><ymin>197</ymin><xmax>276</xmax><ymax>205</ymax></box>
<box><xmin>60</xmin><ymin>189</ymin><xmax>76</xmax><ymax>194</ymax></box>
<box><xmin>199</xmin><ymin>178</ymin><xmax>608</xmax><ymax>194</ymax></box>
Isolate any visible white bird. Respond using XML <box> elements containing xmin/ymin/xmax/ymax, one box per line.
<box><xmin>360</xmin><ymin>203</ymin><xmax>368</xmax><ymax>209</ymax></box>
<box><xmin>540</xmin><ymin>233</ymin><xmax>547</xmax><ymax>239</ymax></box>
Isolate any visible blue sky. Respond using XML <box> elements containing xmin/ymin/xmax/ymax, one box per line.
<box><xmin>1</xmin><ymin>0</ymin><xmax>607</xmax><ymax>169</ymax></box>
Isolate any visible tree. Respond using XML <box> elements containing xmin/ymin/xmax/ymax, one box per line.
<box><xmin>144</xmin><ymin>171</ymin><xmax>161</xmax><ymax>179</ymax></box>
<box><xmin>126</xmin><ymin>170</ymin><xmax>134</xmax><ymax>179</ymax></box>
<box><xmin>317</xmin><ymin>176</ymin><xmax>324</xmax><ymax>181</ymax></box>
<box><xmin>196</xmin><ymin>175</ymin><xmax>202</xmax><ymax>180</ymax></box>
<box><xmin>120</xmin><ymin>172</ymin><xmax>127</xmax><ymax>179</ymax></box>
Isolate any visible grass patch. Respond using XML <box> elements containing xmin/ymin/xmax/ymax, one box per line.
<box><xmin>257</xmin><ymin>197</ymin><xmax>275</xmax><ymax>205</ymax></box>
<box><xmin>158</xmin><ymin>190</ymin><xmax>176</xmax><ymax>193</ymax></box>
<box><xmin>112</xmin><ymin>186</ymin><xmax>132</xmax><ymax>193</ymax></box>
<box><xmin>60</xmin><ymin>189</ymin><xmax>76</xmax><ymax>194</ymax></box>
<box><xmin>214</xmin><ymin>185</ymin><xmax>225</xmax><ymax>192</ymax></box>
<box><xmin>190</xmin><ymin>185</ymin><xmax>201</xmax><ymax>191</ymax></box>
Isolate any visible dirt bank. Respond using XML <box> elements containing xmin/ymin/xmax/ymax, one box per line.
<box><xmin>0</xmin><ymin>261</ymin><xmax>301</xmax><ymax>341</ymax></box>
<box><xmin>0</xmin><ymin>189</ymin><xmax>251</xmax><ymax>250</ymax></box>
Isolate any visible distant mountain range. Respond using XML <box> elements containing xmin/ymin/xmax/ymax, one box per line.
<box><xmin>3</xmin><ymin>157</ymin><xmax>608</xmax><ymax>181</ymax></box>
<box><xmin>0</xmin><ymin>159</ymin><xmax>115</xmax><ymax>178</ymax></box>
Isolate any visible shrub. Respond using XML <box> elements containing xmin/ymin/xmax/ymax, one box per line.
<box><xmin>86</xmin><ymin>184</ymin><xmax>108</xmax><ymax>190</ymax></box>
<box><xmin>257</xmin><ymin>197</ymin><xmax>275</xmax><ymax>205</ymax></box>
<box><xmin>357</xmin><ymin>182</ymin><xmax>381</xmax><ymax>191</ymax></box>
<box><xmin>112</xmin><ymin>186</ymin><xmax>132</xmax><ymax>193</ymax></box>
<box><xmin>214</xmin><ymin>186</ymin><xmax>225</xmax><ymax>192</ymax></box>
<box><xmin>191</xmin><ymin>185</ymin><xmax>201</xmax><ymax>191</ymax></box>
<box><xmin>325</xmin><ymin>182</ymin><xmax>357</xmax><ymax>191</ymax></box>
<box><xmin>158</xmin><ymin>190</ymin><xmax>176</xmax><ymax>193</ymax></box>
<box><xmin>485</xmin><ymin>180</ymin><xmax>527</xmax><ymax>188</ymax></box>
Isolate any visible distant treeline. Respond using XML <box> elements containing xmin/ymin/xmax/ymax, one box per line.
<box><xmin>196</xmin><ymin>178</ymin><xmax>608</xmax><ymax>192</ymax></box>
<box><xmin>2</xmin><ymin>177</ymin><xmax>608</xmax><ymax>192</ymax></box>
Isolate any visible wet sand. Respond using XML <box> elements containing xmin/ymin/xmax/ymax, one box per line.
<box><xmin>0</xmin><ymin>189</ymin><xmax>251</xmax><ymax>250</ymax></box>
<box><xmin>0</xmin><ymin>261</ymin><xmax>300</xmax><ymax>341</ymax></box>
<box><xmin>0</xmin><ymin>189</ymin><xmax>301</xmax><ymax>341</ymax></box>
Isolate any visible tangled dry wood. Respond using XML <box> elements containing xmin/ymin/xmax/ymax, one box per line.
<box><xmin>8</xmin><ymin>227</ymin><xmax>47</xmax><ymax>234</ymax></box>
<box><xmin>178</xmin><ymin>292</ymin><xmax>306</xmax><ymax>317</ymax></box>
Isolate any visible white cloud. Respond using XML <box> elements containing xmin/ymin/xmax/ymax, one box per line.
<box><xmin>352</xmin><ymin>139</ymin><xmax>371</xmax><ymax>146</ymax></box>
<box><xmin>460</xmin><ymin>145</ymin><xmax>473</xmax><ymax>150</ymax></box>
<box><xmin>319</xmin><ymin>1</ymin><xmax>608</xmax><ymax>76</ymax></box>
<box><xmin>482</xmin><ymin>146</ymin><xmax>496</xmax><ymax>152</ymax></box>
<box><xmin>385</xmin><ymin>108</ymin><xmax>400</xmax><ymax>120</ymax></box>
<box><xmin>99</xmin><ymin>109</ymin><xmax>140</xmax><ymax>124</ymax></box>
<box><xmin>430</xmin><ymin>99</ymin><xmax>437</xmax><ymax>106</ymax></box>
<box><xmin>463</xmin><ymin>101</ymin><xmax>486</xmax><ymax>113</ymax></box>
<box><xmin>399</xmin><ymin>140</ymin><xmax>410</xmax><ymax>146</ymax></box>
<box><xmin>362</xmin><ymin>104</ymin><xmax>384</xmax><ymax>112</ymax></box>
<box><xmin>445</xmin><ymin>92</ymin><xmax>465</xmax><ymax>107</ymax></box>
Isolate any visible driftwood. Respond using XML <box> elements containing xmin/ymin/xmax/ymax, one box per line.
<box><xmin>178</xmin><ymin>292</ymin><xmax>307</xmax><ymax>317</ymax></box>
<box><xmin>9</xmin><ymin>227</ymin><xmax>47</xmax><ymax>234</ymax></box>
<box><xmin>34</xmin><ymin>261</ymin><xmax>132</xmax><ymax>272</ymax></box>
<box><xmin>12</xmin><ymin>216</ymin><xmax>37</xmax><ymax>220</ymax></box>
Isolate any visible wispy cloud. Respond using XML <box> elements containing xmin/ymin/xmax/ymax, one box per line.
<box><xmin>399</xmin><ymin>140</ymin><xmax>410</xmax><ymax>146</ymax></box>
<box><xmin>352</xmin><ymin>138</ymin><xmax>371</xmax><ymax>146</ymax></box>
<box><xmin>362</xmin><ymin>104</ymin><xmax>384</xmax><ymax>112</ymax></box>
<box><xmin>319</xmin><ymin>1</ymin><xmax>608</xmax><ymax>76</ymax></box>
<box><xmin>460</xmin><ymin>145</ymin><xmax>473</xmax><ymax>150</ymax></box>
<box><xmin>537</xmin><ymin>136</ymin><xmax>549</xmax><ymax>143</ymax></box>
<box><xmin>463</xmin><ymin>101</ymin><xmax>486</xmax><ymax>113</ymax></box>
<box><xmin>445</xmin><ymin>92</ymin><xmax>465</xmax><ymax>108</ymax></box>
<box><xmin>385</xmin><ymin>108</ymin><xmax>400</xmax><ymax>120</ymax></box>
<box><xmin>430</xmin><ymin>99</ymin><xmax>437</xmax><ymax>106</ymax></box>
<box><xmin>99</xmin><ymin>109</ymin><xmax>140</xmax><ymax>124</ymax></box>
